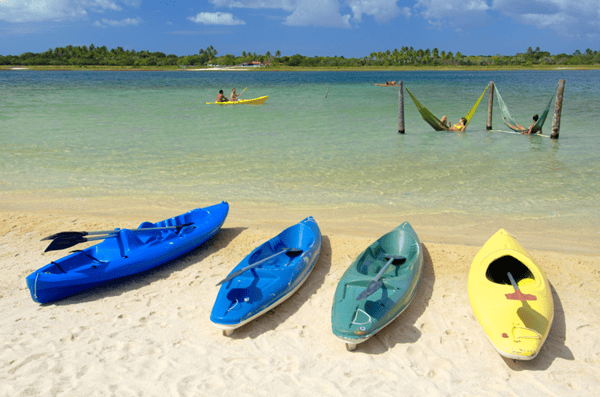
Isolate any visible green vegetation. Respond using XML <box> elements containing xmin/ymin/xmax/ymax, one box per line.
<box><xmin>1</xmin><ymin>45</ymin><xmax>599</xmax><ymax>69</ymax></box>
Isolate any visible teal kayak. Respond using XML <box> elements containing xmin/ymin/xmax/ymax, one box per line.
<box><xmin>331</xmin><ymin>222</ymin><xmax>423</xmax><ymax>351</ymax></box>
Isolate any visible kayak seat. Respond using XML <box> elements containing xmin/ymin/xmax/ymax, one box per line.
<box><xmin>116</xmin><ymin>230</ymin><xmax>145</xmax><ymax>258</ymax></box>
<box><xmin>226</xmin><ymin>287</ymin><xmax>263</xmax><ymax>304</ymax></box>
<box><xmin>358</xmin><ymin>243</ymin><xmax>383</xmax><ymax>275</ymax></box>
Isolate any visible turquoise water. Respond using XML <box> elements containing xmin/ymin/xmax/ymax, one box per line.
<box><xmin>1</xmin><ymin>70</ymin><xmax>599</xmax><ymax>252</ymax></box>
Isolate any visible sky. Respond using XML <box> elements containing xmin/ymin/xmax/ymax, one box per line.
<box><xmin>0</xmin><ymin>0</ymin><xmax>599</xmax><ymax>58</ymax></box>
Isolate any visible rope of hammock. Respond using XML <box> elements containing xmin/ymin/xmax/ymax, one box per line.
<box><xmin>406</xmin><ymin>84</ymin><xmax>489</xmax><ymax>131</ymax></box>
<box><xmin>494</xmin><ymin>83</ymin><xmax>558</xmax><ymax>133</ymax></box>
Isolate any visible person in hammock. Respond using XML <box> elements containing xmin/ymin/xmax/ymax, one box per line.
<box><xmin>520</xmin><ymin>114</ymin><xmax>541</xmax><ymax>135</ymax></box>
<box><xmin>440</xmin><ymin>116</ymin><xmax>467</xmax><ymax>132</ymax></box>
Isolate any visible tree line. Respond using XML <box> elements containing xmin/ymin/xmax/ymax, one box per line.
<box><xmin>1</xmin><ymin>44</ymin><xmax>599</xmax><ymax>68</ymax></box>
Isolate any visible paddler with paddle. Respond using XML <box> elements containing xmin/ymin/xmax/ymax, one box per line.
<box><xmin>230</xmin><ymin>87</ymin><xmax>241</xmax><ymax>101</ymax></box>
<box><xmin>230</xmin><ymin>87</ymin><xmax>247</xmax><ymax>101</ymax></box>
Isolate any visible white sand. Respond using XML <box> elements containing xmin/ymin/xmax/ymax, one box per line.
<box><xmin>1</xmin><ymin>209</ymin><xmax>599</xmax><ymax>396</ymax></box>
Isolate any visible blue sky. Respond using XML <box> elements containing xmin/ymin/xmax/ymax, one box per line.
<box><xmin>1</xmin><ymin>0</ymin><xmax>598</xmax><ymax>57</ymax></box>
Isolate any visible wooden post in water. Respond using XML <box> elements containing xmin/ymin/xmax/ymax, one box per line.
<box><xmin>551</xmin><ymin>79</ymin><xmax>566</xmax><ymax>139</ymax></box>
<box><xmin>486</xmin><ymin>81</ymin><xmax>494</xmax><ymax>130</ymax></box>
<box><xmin>398</xmin><ymin>81</ymin><xmax>405</xmax><ymax>134</ymax></box>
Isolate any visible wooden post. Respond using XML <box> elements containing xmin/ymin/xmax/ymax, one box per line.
<box><xmin>486</xmin><ymin>81</ymin><xmax>494</xmax><ymax>130</ymax></box>
<box><xmin>398</xmin><ymin>81</ymin><xmax>405</xmax><ymax>134</ymax></box>
<box><xmin>551</xmin><ymin>79</ymin><xmax>565</xmax><ymax>139</ymax></box>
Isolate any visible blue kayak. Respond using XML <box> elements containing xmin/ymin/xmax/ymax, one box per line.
<box><xmin>210</xmin><ymin>216</ymin><xmax>322</xmax><ymax>335</ymax></box>
<box><xmin>27</xmin><ymin>202</ymin><xmax>229</xmax><ymax>303</ymax></box>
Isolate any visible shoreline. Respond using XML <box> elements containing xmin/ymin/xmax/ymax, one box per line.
<box><xmin>2</xmin><ymin>203</ymin><xmax>599</xmax><ymax>395</ymax></box>
<box><xmin>2</xmin><ymin>65</ymin><xmax>600</xmax><ymax>72</ymax></box>
<box><xmin>2</xmin><ymin>192</ymin><xmax>599</xmax><ymax>255</ymax></box>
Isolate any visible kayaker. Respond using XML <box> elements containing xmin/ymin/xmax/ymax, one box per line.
<box><xmin>230</xmin><ymin>88</ymin><xmax>241</xmax><ymax>101</ymax></box>
<box><xmin>216</xmin><ymin>90</ymin><xmax>229</xmax><ymax>102</ymax></box>
<box><xmin>440</xmin><ymin>116</ymin><xmax>467</xmax><ymax>131</ymax></box>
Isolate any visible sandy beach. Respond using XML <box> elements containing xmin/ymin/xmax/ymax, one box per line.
<box><xmin>1</xmin><ymin>206</ymin><xmax>599</xmax><ymax>397</ymax></box>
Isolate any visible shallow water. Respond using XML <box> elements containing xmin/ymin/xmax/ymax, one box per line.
<box><xmin>1</xmin><ymin>70</ymin><xmax>598</xmax><ymax>252</ymax></box>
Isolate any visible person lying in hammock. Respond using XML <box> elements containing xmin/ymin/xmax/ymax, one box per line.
<box><xmin>519</xmin><ymin>114</ymin><xmax>542</xmax><ymax>135</ymax></box>
<box><xmin>440</xmin><ymin>116</ymin><xmax>467</xmax><ymax>132</ymax></box>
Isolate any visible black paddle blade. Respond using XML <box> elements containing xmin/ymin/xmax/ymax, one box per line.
<box><xmin>42</xmin><ymin>231</ymin><xmax>89</xmax><ymax>241</ymax></box>
<box><xmin>44</xmin><ymin>235</ymin><xmax>90</xmax><ymax>252</ymax></box>
<box><xmin>356</xmin><ymin>280</ymin><xmax>383</xmax><ymax>301</ymax></box>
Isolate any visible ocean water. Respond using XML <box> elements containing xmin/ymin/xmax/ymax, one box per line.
<box><xmin>1</xmin><ymin>70</ymin><xmax>599</xmax><ymax>252</ymax></box>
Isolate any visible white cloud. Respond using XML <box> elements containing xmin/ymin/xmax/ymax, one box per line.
<box><xmin>491</xmin><ymin>0</ymin><xmax>599</xmax><ymax>39</ymax></box>
<box><xmin>210</xmin><ymin>0</ymin><xmax>296</xmax><ymax>10</ymax></box>
<box><xmin>284</xmin><ymin>0</ymin><xmax>351</xmax><ymax>27</ymax></box>
<box><xmin>415</xmin><ymin>0</ymin><xmax>491</xmax><ymax>28</ymax></box>
<box><xmin>346</xmin><ymin>0</ymin><xmax>411</xmax><ymax>23</ymax></box>
<box><xmin>188</xmin><ymin>12</ymin><xmax>246</xmax><ymax>25</ymax></box>
<box><xmin>414</xmin><ymin>0</ymin><xmax>600</xmax><ymax>39</ymax></box>
<box><xmin>0</xmin><ymin>0</ymin><xmax>136</xmax><ymax>23</ymax></box>
<box><xmin>94</xmin><ymin>17</ymin><xmax>141</xmax><ymax>27</ymax></box>
<box><xmin>0</xmin><ymin>0</ymin><xmax>87</xmax><ymax>23</ymax></box>
<box><xmin>91</xmin><ymin>0</ymin><xmax>122</xmax><ymax>11</ymax></box>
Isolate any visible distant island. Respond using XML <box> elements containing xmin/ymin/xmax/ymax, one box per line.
<box><xmin>2</xmin><ymin>45</ymin><xmax>599</xmax><ymax>70</ymax></box>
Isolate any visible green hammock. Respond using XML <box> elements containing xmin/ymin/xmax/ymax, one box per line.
<box><xmin>406</xmin><ymin>85</ymin><xmax>489</xmax><ymax>131</ymax></box>
<box><xmin>494</xmin><ymin>84</ymin><xmax>558</xmax><ymax>133</ymax></box>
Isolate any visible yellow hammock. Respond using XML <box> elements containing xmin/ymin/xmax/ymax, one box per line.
<box><xmin>407</xmin><ymin>85</ymin><xmax>489</xmax><ymax>131</ymax></box>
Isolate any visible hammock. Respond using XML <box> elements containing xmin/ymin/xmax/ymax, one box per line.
<box><xmin>494</xmin><ymin>84</ymin><xmax>558</xmax><ymax>133</ymax></box>
<box><xmin>406</xmin><ymin>85</ymin><xmax>489</xmax><ymax>131</ymax></box>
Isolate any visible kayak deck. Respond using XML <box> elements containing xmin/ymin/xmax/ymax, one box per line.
<box><xmin>206</xmin><ymin>96</ymin><xmax>268</xmax><ymax>105</ymax></box>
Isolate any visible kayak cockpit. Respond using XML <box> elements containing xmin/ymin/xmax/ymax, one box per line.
<box><xmin>486</xmin><ymin>255</ymin><xmax>535</xmax><ymax>285</ymax></box>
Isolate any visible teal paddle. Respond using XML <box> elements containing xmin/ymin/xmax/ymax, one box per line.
<box><xmin>505</xmin><ymin>272</ymin><xmax>537</xmax><ymax>301</ymax></box>
<box><xmin>216</xmin><ymin>248</ymin><xmax>303</xmax><ymax>286</ymax></box>
<box><xmin>356</xmin><ymin>255</ymin><xmax>406</xmax><ymax>300</ymax></box>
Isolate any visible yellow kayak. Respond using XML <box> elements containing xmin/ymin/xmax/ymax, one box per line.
<box><xmin>206</xmin><ymin>96</ymin><xmax>268</xmax><ymax>105</ymax></box>
<box><xmin>468</xmin><ymin>229</ymin><xmax>554</xmax><ymax>360</ymax></box>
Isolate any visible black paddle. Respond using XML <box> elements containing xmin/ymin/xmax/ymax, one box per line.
<box><xmin>216</xmin><ymin>248</ymin><xmax>303</xmax><ymax>286</ymax></box>
<box><xmin>42</xmin><ymin>223</ymin><xmax>194</xmax><ymax>241</ymax></box>
<box><xmin>356</xmin><ymin>255</ymin><xmax>407</xmax><ymax>300</ymax></box>
<box><xmin>43</xmin><ymin>223</ymin><xmax>194</xmax><ymax>252</ymax></box>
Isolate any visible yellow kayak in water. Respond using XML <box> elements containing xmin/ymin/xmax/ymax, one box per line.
<box><xmin>206</xmin><ymin>96</ymin><xmax>268</xmax><ymax>105</ymax></box>
<box><xmin>468</xmin><ymin>229</ymin><xmax>554</xmax><ymax>360</ymax></box>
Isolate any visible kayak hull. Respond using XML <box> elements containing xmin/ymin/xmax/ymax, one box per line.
<box><xmin>206</xmin><ymin>96</ymin><xmax>268</xmax><ymax>105</ymax></box>
<box><xmin>210</xmin><ymin>217</ymin><xmax>321</xmax><ymax>331</ymax></box>
<box><xmin>468</xmin><ymin>229</ymin><xmax>554</xmax><ymax>360</ymax></box>
<box><xmin>26</xmin><ymin>202</ymin><xmax>229</xmax><ymax>304</ymax></box>
<box><xmin>331</xmin><ymin>222</ymin><xmax>423</xmax><ymax>346</ymax></box>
